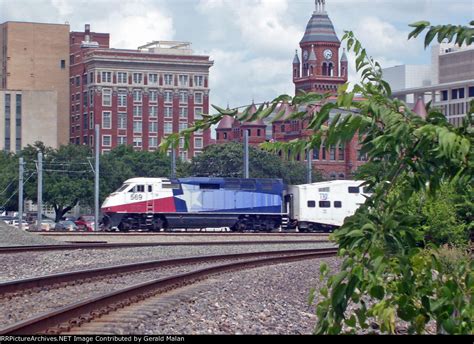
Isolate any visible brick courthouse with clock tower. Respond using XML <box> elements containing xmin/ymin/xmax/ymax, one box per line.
<box><xmin>217</xmin><ymin>0</ymin><xmax>366</xmax><ymax>179</ymax></box>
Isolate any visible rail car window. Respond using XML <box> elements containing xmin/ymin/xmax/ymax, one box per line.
<box><xmin>162</xmin><ymin>183</ymin><xmax>180</xmax><ymax>189</ymax></box>
<box><xmin>148</xmin><ymin>185</ymin><xmax>153</xmax><ymax>193</ymax></box>
<box><xmin>307</xmin><ymin>201</ymin><xmax>316</xmax><ymax>208</ymax></box>
<box><xmin>334</xmin><ymin>201</ymin><xmax>342</xmax><ymax>208</ymax></box>
<box><xmin>200</xmin><ymin>184</ymin><xmax>220</xmax><ymax>190</ymax></box>
<box><xmin>241</xmin><ymin>180</ymin><xmax>256</xmax><ymax>191</ymax></box>
<box><xmin>348</xmin><ymin>187</ymin><xmax>360</xmax><ymax>194</ymax></box>
<box><xmin>224</xmin><ymin>180</ymin><xmax>240</xmax><ymax>189</ymax></box>
<box><xmin>129</xmin><ymin>185</ymin><xmax>145</xmax><ymax>193</ymax></box>
<box><xmin>319</xmin><ymin>201</ymin><xmax>331</xmax><ymax>208</ymax></box>
<box><xmin>319</xmin><ymin>187</ymin><xmax>330</xmax><ymax>192</ymax></box>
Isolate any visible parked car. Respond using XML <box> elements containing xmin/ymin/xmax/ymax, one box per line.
<box><xmin>54</xmin><ymin>220</ymin><xmax>78</xmax><ymax>231</ymax></box>
<box><xmin>75</xmin><ymin>215</ymin><xmax>95</xmax><ymax>231</ymax></box>
<box><xmin>30</xmin><ymin>219</ymin><xmax>57</xmax><ymax>231</ymax></box>
<box><xmin>12</xmin><ymin>220</ymin><xmax>30</xmax><ymax>230</ymax></box>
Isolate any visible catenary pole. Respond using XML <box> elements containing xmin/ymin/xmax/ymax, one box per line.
<box><xmin>18</xmin><ymin>157</ymin><xmax>24</xmax><ymax>230</ymax></box>
<box><xmin>244</xmin><ymin>130</ymin><xmax>249</xmax><ymax>178</ymax></box>
<box><xmin>37</xmin><ymin>152</ymin><xmax>42</xmax><ymax>229</ymax></box>
<box><xmin>94</xmin><ymin>124</ymin><xmax>100</xmax><ymax>232</ymax></box>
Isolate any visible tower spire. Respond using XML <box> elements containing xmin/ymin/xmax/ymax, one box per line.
<box><xmin>315</xmin><ymin>0</ymin><xmax>326</xmax><ymax>13</ymax></box>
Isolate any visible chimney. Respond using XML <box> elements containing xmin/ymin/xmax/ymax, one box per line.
<box><xmin>85</xmin><ymin>24</ymin><xmax>91</xmax><ymax>42</ymax></box>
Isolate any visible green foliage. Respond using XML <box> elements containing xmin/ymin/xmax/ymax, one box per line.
<box><xmin>160</xmin><ymin>21</ymin><xmax>473</xmax><ymax>334</ymax></box>
<box><xmin>0</xmin><ymin>151</ymin><xmax>18</xmax><ymax>211</ymax></box>
<box><xmin>189</xmin><ymin>142</ymin><xmax>316</xmax><ymax>184</ymax></box>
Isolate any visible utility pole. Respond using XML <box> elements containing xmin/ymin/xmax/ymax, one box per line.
<box><xmin>244</xmin><ymin>130</ymin><xmax>249</xmax><ymax>178</ymax></box>
<box><xmin>307</xmin><ymin>149</ymin><xmax>312</xmax><ymax>184</ymax></box>
<box><xmin>37</xmin><ymin>152</ymin><xmax>42</xmax><ymax>230</ymax></box>
<box><xmin>171</xmin><ymin>146</ymin><xmax>176</xmax><ymax>179</ymax></box>
<box><xmin>94</xmin><ymin>124</ymin><xmax>100</xmax><ymax>232</ymax></box>
<box><xmin>18</xmin><ymin>157</ymin><xmax>24</xmax><ymax>230</ymax></box>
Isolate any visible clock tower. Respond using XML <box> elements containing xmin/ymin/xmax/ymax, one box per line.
<box><xmin>293</xmin><ymin>0</ymin><xmax>348</xmax><ymax>94</ymax></box>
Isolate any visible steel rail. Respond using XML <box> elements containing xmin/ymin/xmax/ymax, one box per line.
<box><xmin>0</xmin><ymin>248</ymin><xmax>338</xmax><ymax>335</ymax></box>
<box><xmin>0</xmin><ymin>240</ymin><xmax>332</xmax><ymax>254</ymax></box>
<box><xmin>0</xmin><ymin>248</ymin><xmax>336</xmax><ymax>295</ymax></box>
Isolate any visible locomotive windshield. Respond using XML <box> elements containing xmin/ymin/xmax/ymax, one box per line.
<box><xmin>115</xmin><ymin>183</ymin><xmax>131</xmax><ymax>193</ymax></box>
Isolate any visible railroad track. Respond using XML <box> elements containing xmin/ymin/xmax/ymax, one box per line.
<box><xmin>0</xmin><ymin>248</ymin><xmax>338</xmax><ymax>335</ymax></box>
<box><xmin>0</xmin><ymin>240</ymin><xmax>332</xmax><ymax>254</ymax></box>
<box><xmin>35</xmin><ymin>231</ymin><xmax>329</xmax><ymax>236</ymax></box>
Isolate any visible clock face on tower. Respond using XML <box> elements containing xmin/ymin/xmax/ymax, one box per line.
<box><xmin>303</xmin><ymin>50</ymin><xmax>309</xmax><ymax>61</ymax></box>
<box><xmin>323</xmin><ymin>49</ymin><xmax>333</xmax><ymax>60</ymax></box>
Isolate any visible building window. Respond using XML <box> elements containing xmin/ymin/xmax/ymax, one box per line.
<box><xmin>89</xmin><ymin>112</ymin><xmax>94</xmax><ymax>129</ymax></box>
<box><xmin>194</xmin><ymin>137</ymin><xmax>203</xmax><ymax>149</ymax></box>
<box><xmin>149</xmin><ymin>106</ymin><xmax>158</xmax><ymax>118</ymax></box>
<box><xmin>452</xmin><ymin>89</ymin><xmax>458</xmax><ymax>100</ymax></box>
<box><xmin>89</xmin><ymin>90</ymin><xmax>94</xmax><ymax>106</ymax></box>
<box><xmin>118</xmin><ymin>136</ymin><xmax>127</xmax><ymax>145</ymax></box>
<box><xmin>148</xmin><ymin>74</ymin><xmax>158</xmax><ymax>84</ymax></box>
<box><xmin>60</xmin><ymin>60</ymin><xmax>66</xmax><ymax>69</ymax></box>
<box><xmin>118</xmin><ymin>90</ymin><xmax>127</xmax><ymax>107</ymax></box>
<box><xmin>179</xmin><ymin>91</ymin><xmax>188</xmax><ymax>104</ymax></box>
<box><xmin>194</xmin><ymin>92</ymin><xmax>203</xmax><ymax>104</ymax></box>
<box><xmin>101</xmin><ymin>71</ymin><xmax>112</xmax><ymax>83</ymax></box>
<box><xmin>194</xmin><ymin>151</ymin><xmax>202</xmax><ymax>157</ymax></box>
<box><xmin>164</xmin><ymin>122</ymin><xmax>173</xmax><ymax>134</ymax></box>
<box><xmin>118</xmin><ymin>112</ymin><xmax>127</xmax><ymax>130</ymax></box>
<box><xmin>117</xmin><ymin>72</ymin><xmax>128</xmax><ymax>84</ymax></box>
<box><xmin>133</xmin><ymin>120</ymin><xmax>142</xmax><ymax>134</ymax></box>
<box><xmin>179</xmin><ymin>123</ymin><xmax>188</xmax><ymax>132</ymax></box>
<box><xmin>164</xmin><ymin>90</ymin><xmax>173</xmax><ymax>103</ymax></box>
<box><xmin>164</xmin><ymin>107</ymin><xmax>173</xmax><ymax>118</ymax></box>
<box><xmin>179</xmin><ymin>107</ymin><xmax>188</xmax><ymax>119</ymax></box>
<box><xmin>149</xmin><ymin>90</ymin><xmax>158</xmax><ymax>103</ymax></box>
<box><xmin>102</xmin><ymin>135</ymin><xmax>111</xmax><ymax>147</ymax></box>
<box><xmin>75</xmin><ymin>76</ymin><xmax>80</xmax><ymax>87</ymax></box>
<box><xmin>164</xmin><ymin>74</ymin><xmax>173</xmax><ymax>85</ymax></box>
<box><xmin>313</xmin><ymin>149</ymin><xmax>319</xmax><ymax>160</ymax></box>
<box><xmin>89</xmin><ymin>72</ymin><xmax>94</xmax><ymax>84</ymax></box>
<box><xmin>179</xmin><ymin>137</ymin><xmax>185</xmax><ymax>149</ymax></box>
<box><xmin>133</xmin><ymin>90</ymin><xmax>142</xmax><ymax>103</ymax></box>
<box><xmin>133</xmin><ymin>137</ymin><xmax>142</xmax><ymax>149</ymax></box>
<box><xmin>321</xmin><ymin>144</ymin><xmax>326</xmax><ymax>160</ymax></box>
<box><xmin>102</xmin><ymin>88</ymin><xmax>112</xmax><ymax>107</ymax></box>
<box><xmin>102</xmin><ymin>111</ymin><xmax>112</xmax><ymax>129</ymax></box>
<box><xmin>133</xmin><ymin>73</ymin><xmax>143</xmax><ymax>84</ymax></box>
<box><xmin>458</xmin><ymin>88</ymin><xmax>465</xmax><ymax>99</ymax></box>
<box><xmin>83</xmin><ymin>113</ymin><xmax>88</xmax><ymax>130</ymax></box>
<box><xmin>179</xmin><ymin>151</ymin><xmax>188</xmax><ymax>161</ymax></box>
<box><xmin>195</xmin><ymin>107</ymin><xmax>203</xmax><ymax>120</ymax></box>
<box><xmin>330</xmin><ymin>145</ymin><xmax>336</xmax><ymax>161</ymax></box>
<box><xmin>338</xmin><ymin>144</ymin><xmax>345</xmax><ymax>161</ymax></box>
<box><xmin>194</xmin><ymin>75</ymin><xmax>204</xmax><ymax>87</ymax></box>
<box><xmin>257</xmin><ymin>129</ymin><xmax>261</xmax><ymax>137</ymax></box>
<box><xmin>83</xmin><ymin>91</ymin><xmax>87</xmax><ymax>108</ymax></box>
<box><xmin>469</xmin><ymin>86</ymin><xmax>474</xmax><ymax>98</ymax></box>
<box><xmin>149</xmin><ymin>137</ymin><xmax>158</xmax><ymax>148</ymax></box>
<box><xmin>357</xmin><ymin>150</ymin><xmax>368</xmax><ymax>162</ymax></box>
<box><xmin>179</xmin><ymin>75</ymin><xmax>188</xmax><ymax>87</ymax></box>
<box><xmin>133</xmin><ymin>105</ymin><xmax>142</xmax><ymax>117</ymax></box>
<box><xmin>149</xmin><ymin>121</ymin><xmax>158</xmax><ymax>133</ymax></box>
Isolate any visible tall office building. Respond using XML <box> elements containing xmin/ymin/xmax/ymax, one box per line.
<box><xmin>0</xmin><ymin>21</ymin><xmax>70</xmax><ymax>151</ymax></box>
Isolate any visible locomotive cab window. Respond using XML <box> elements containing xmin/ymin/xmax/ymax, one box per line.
<box><xmin>319</xmin><ymin>201</ymin><xmax>331</xmax><ymax>208</ymax></box>
<box><xmin>348</xmin><ymin>187</ymin><xmax>360</xmax><ymax>194</ymax></box>
<box><xmin>334</xmin><ymin>201</ymin><xmax>342</xmax><ymax>208</ymax></box>
<box><xmin>261</xmin><ymin>181</ymin><xmax>274</xmax><ymax>191</ymax></box>
<box><xmin>307</xmin><ymin>201</ymin><xmax>316</xmax><ymax>208</ymax></box>
<box><xmin>116</xmin><ymin>184</ymin><xmax>130</xmax><ymax>192</ymax></box>
<box><xmin>224</xmin><ymin>180</ymin><xmax>240</xmax><ymax>189</ymax></box>
<box><xmin>130</xmin><ymin>185</ymin><xmax>145</xmax><ymax>193</ymax></box>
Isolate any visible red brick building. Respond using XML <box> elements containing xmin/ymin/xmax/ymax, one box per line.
<box><xmin>70</xmin><ymin>25</ymin><xmax>213</xmax><ymax>159</ymax></box>
<box><xmin>216</xmin><ymin>0</ymin><xmax>366</xmax><ymax>179</ymax></box>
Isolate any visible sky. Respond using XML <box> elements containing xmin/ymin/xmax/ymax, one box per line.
<box><xmin>0</xmin><ymin>0</ymin><xmax>472</xmax><ymax>111</ymax></box>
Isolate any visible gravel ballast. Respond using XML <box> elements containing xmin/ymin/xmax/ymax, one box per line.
<box><xmin>0</xmin><ymin>222</ymin><xmax>61</xmax><ymax>247</ymax></box>
<box><xmin>0</xmin><ymin>243</ymin><xmax>335</xmax><ymax>283</ymax></box>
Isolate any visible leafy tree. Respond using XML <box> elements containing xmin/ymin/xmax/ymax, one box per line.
<box><xmin>161</xmin><ymin>21</ymin><xmax>473</xmax><ymax>334</ymax></box>
<box><xmin>0</xmin><ymin>151</ymin><xmax>18</xmax><ymax>212</ymax></box>
<box><xmin>190</xmin><ymin>142</ymin><xmax>317</xmax><ymax>184</ymax></box>
<box><xmin>21</xmin><ymin>143</ymin><xmax>94</xmax><ymax>222</ymax></box>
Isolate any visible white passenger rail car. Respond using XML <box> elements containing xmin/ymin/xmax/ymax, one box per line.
<box><xmin>286</xmin><ymin>180</ymin><xmax>370</xmax><ymax>232</ymax></box>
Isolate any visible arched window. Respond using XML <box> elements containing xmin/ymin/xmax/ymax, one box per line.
<box><xmin>322</xmin><ymin>63</ymin><xmax>327</xmax><ymax>76</ymax></box>
<box><xmin>328</xmin><ymin>63</ymin><xmax>334</xmax><ymax>76</ymax></box>
<box><xmin>310</xmin><ymin>66</ymin><xmax>314</xmax><ymax>76</ymax></box>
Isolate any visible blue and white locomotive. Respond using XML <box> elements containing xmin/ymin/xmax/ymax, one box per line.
<box><xmin>101</xmin><ymin>177</ymin><xmax>369</xmax><ymax>232</ymax></box>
